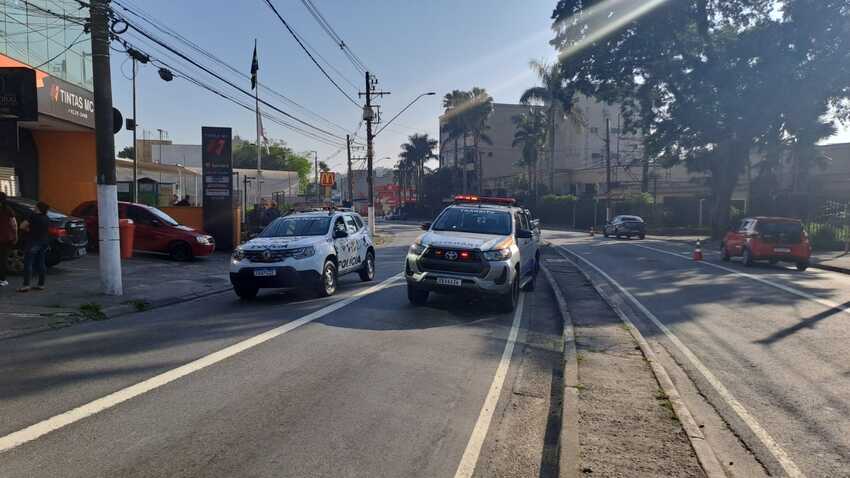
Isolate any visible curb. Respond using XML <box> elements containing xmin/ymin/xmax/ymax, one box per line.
<box><xmin>810</xmin><ymin>262</ymin><xmax>850</xmax><ymax>275</ymax></box>
<box><xmin>554</xmin><ymin>246</ymin><xmax>727</xmax><ymax>478</ymax></box>
<box><xmin>103</xmin><ymin>285</ymin><xmax>234</xmax><ymax>319</ymax></box>
<box><xmin>540</xmin><ymin>264</ymin><xmax>580</xmax><ymax>478</ymax></box>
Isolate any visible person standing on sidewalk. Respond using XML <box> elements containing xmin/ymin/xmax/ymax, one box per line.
<box><xmin>17</xmin><ymin>201</ymin><xmax>50</xmax><ymax>292</ymax></box>
<box><xmin>0</xmin><ymin>192</ymin><xmax>18</xmax><ymax>287</ymax></box>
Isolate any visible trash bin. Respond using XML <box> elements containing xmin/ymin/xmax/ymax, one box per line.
<box><xmin>119</xmin><ymin>219</ymin><xmax>135</xmax><ymax>259</ymax></box>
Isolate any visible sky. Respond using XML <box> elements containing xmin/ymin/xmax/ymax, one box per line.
<box><xmin>109</xmin><ymin>0</ymin><xmax>850</xmax><ymax>172</ymax></box>
<box><xmin>110</xmin><ymin>0</ymin><xmax>560</xmax><ymax>173</ymax></box>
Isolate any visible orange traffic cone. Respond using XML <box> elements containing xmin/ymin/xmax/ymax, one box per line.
<box><xmin>692</xmin><ymin>240</ymin><xmax>704</xmax><ymax>261</ymax></box>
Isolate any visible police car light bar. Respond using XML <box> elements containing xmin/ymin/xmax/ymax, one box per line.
<box><xmin>453</xmin><ymin>195</ymin><xmax>516</xmax><ymax>205</ymax></box>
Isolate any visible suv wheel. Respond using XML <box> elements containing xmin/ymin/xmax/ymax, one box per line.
<box><xmin>499</xmin><ymin>273</ymin><xmax>520</xmax><ymax>312</ymax></box>
<box><xmin>317</xmin><ymin>260</ymin><xmax>337</xmax><ymax>297</ymax></box>
<box><xmin>234</xmin><ymin>285</ymin><xmax>259</xmax><ymax>300</ymax></box>
<box><xmin>169</xmin><ymin>242</ymin><xmax>192</xmax><ymax>261</ymax></box>
<box><xmin>743</xmin><ymin>248</ymin><xmax>754</xmax><ymax>267</ymax></box>
<box><xmin>358</xmin><ymin>251</ymin><xmax>375</xmax><ymax>282</ymax></box>
<box><xmin>407</xmin><ymin>284</ymin><xmax>428</xmax><ymax>305</ymax></box>
<box><xmin>796</xmin><ymin>262</ymin><xmax>809</xmax><ymax>271</ymax></box>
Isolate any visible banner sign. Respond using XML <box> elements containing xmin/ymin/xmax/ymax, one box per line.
<box><xmin>0</xmin><ymin>68</ymin><xmax>37</xmax><ymax>121</ymax></box>
<box><xmin>202</xmin><ymin>126</ymin><xmax>234</xmax><ymax>250</ymax></box>
<box><xmin>37</xmin><ymin>75</ymin><xmax>95</xmax><ymax>128</ymax></box>
<box><xmin>320</xmin><ymin>171</ymin><xmax>336</xmax><ymax>187</ymax></box>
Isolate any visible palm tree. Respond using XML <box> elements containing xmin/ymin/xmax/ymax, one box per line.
<box><xmin>399</xmin><ymin>133</ymin><xmax>438</xmax><ymax>202</ymax></box>
<box><xmin>457</xmin><ymin>87</ymin><xmax>493</xmax><ymax>194</ymax></box>
<box><xmin>442</xmin><ymin>90</ymin><xmax>471</xmax><ymax>190</ymax></box>
<box><xmin>512</xmin><ymin>107</ymin><xmax>547</xmax><ymax>204</ymax></box>
<box><xmin>520</xmin><ymin>60</ymin><xmax>575</xmax><ymax>193</ymax></box>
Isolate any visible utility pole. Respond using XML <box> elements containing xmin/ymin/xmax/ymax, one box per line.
<box><xmin>90</xmin><ymin>0</ymin><xmax>122</xmax><ymax>295</ymax></box>
<box><xmin>605</xmin><ymin>118</ymin><xmax>612</xmax><ymax>221</ymax></box>
<box><xmin>346</xmin><ymin>134</ymin><xmax>353</xmax><ymax>204</ymax></box>
<box><xmin>359</xmin><ymin>71</ymin><xmax>390</xmax><ymax>236</ymax></box>
<box><xmin>641</xmin><ymin>146</ymin><xmax>649</xmax><ymax>193</ymax></box>
<box><xmin>313</xmin><ymin>151</ymin><xmax>319</xmax><ymax>203</ymax></box>
<box><xmin>131</xmin><ymin>57</ymin><xmax>138</xmax><ymax>202</ymax></box>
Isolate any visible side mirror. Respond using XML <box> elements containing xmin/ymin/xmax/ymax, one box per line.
<box><xmin>333</xmin><ymin>229</ymin><xmax>349</xmax><ymax>239</ymax></box>
<box><xmin>516</xmin><ymin>229</ymin><xmax>533</xmax><ymax>239</ymax></box>
<box><xmin>420</xmin><ymin>222</ymin><xmax>431</xmax><ymax>231</ymax></box>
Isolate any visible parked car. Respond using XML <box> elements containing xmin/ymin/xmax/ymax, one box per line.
<box><xmin>5</xmin><ymin>197</ymin><xmax>88</xmax><ymax>273</ymax></box>
<box><xmin>721</xmin><ymin>217</ymin><xmax>811</xmax><ymax>270</ymax></box>
<box><xmin>72</xmin><ymin>201</ymin><xmax>215</xmax><ymax>261</ymax></box>
<box><xmin>603</xmin><ymin>215</ymin><xmax>646</xmax><ymax>239</ymax></box>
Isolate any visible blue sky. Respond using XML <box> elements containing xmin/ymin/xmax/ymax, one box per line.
<box><xmin>111</xmin><ymin>0</ymin><xmax>560</xmax><ymax>172</ymax></box>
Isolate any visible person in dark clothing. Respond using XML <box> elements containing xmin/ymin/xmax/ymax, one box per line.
<box><xmin>18</xmin><ymin>201</ymin><xmax>50</xmax><ymax>292</ymax></box>
<box><xmin>175</xmin><ymin>195</ymin><xmax>191</xmax><ymax>206</ymax></box>
<box><xmin>260</xmin><ymin>201</ymin><xmax>281</xmax><ymax>228</ymax></box>
<box><xmin>0</xmin><ymin>192</ymin><xmax>18</xmax><ymax>287</ymax></box>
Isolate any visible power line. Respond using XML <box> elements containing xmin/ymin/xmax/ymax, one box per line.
<box><xmin>31</xmin><ymin>30</ymin><xmax>88</xmax><ymax>69</ymax></box>
<box><xmin>299</xmin><ymin>0</ymin><xmax>369</xmax><ymax>74</ymax></box>
<box><xmin>262</xmin><ymin>0</ymin><xmax>361</xmax><ymax>108</ymax></box>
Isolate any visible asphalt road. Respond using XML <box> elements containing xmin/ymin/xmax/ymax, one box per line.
<box><xmin>0</xmin><ymin>224</ymin><xmax>562</xmax><ymax>478</ymax></box>
<box><xmin>548</xmin><ymin>230</ymin><xmax>850</xmax><ymax>478</ymax></box>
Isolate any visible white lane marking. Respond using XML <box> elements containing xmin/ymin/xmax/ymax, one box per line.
<box><xmin>0</xmin><ymin>274</ymin><xmax>402</xmax><ymax>455</ymax></box>
<box><xmin>454</xmin><ymin>294</ymin><xmax>526</xmax><ymax>478</ymax></box>
<box><xmin>633</xmin><ymin>243</ymin><xmax>850</xmax><ymax>319</ymax></box>
<box><xmin>559</xmin><ymin>246</ymin><xmax>806</xmax><ymax>478</ymax></box>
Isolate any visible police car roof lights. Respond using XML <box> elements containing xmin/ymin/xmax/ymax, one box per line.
<box><xmin>453</xmin><ymin>195</ymin><xmax>517</xmax><ymax>206</ymax></box>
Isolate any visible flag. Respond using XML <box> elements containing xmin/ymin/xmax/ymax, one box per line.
<box><xmin>250</xmin><ymin>41</ymin><xmax>258</xmax><ymax>90</ymax></box>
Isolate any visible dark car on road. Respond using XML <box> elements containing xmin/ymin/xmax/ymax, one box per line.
<box><xmin>72</xmin><ymin>201</ymin><xmax>215</xmax><ymax>261</ymax></box>
<box><xmin>603</xmin><ymin>215</ymin><xmax>646</xmax><ymax>239</ymax></box>
<box><xmin>5</xmin><ymin>197</ymin><xmax>88</xmax><ymax>273</ymax></box>
<box><xmin>721</xmin><ymin>217</ymin><xmax>812</xmax><ymax>270</ymax></box>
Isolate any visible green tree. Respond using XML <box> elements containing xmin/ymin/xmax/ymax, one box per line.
<box><xmin>399</xmin><ymin>133</ymin><xmax>438</xmax><ymax>202</ymax></box>
<box><xmin>520</xmin><ymin>60</ymin><xmax>577</xmax><ymax>192</ymax></box>
<box><xmin>512</xmin><ymin>107</ymin><xmax>548</xmax><ymax>205</ymax></box>
<box><xmin>458</xmin><ymin>87</ymin><xmax>494</xmax><ymax>195</ymax></box>
<box><xmin>551</xmin><ymin>0</ymin><xmax>850</xmax><ymax>237</ymax></box>
<box><xmin>442</xmin><ymin>90</ymin><xmax>471</xmax><ymax>190</ymax></box>
<box><xmin>118</xmin><ymin>146</ymin><xmax>134</xmax><ymax>159</ymax></box>
<box><xmin>232</xmin><ymin>136</ymin><xmax>312</xmax><ymax>187</ymax></box>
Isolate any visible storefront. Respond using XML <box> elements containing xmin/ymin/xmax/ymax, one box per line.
<box><xmin>1</xmin><ymin>54</ymin><xmax>97</xmax><ymax>214</ymax></box>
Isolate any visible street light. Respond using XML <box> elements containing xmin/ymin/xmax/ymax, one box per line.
<box><xmin>374</xmin><ymin>92</ymin><xmax>436</xmax><ymax>137</ymax></box>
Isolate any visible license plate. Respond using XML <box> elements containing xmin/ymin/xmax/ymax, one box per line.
<box><xmin>253</xmin><ymin>269</ymin><xmax>276</xmax><ymax>277</ymax></box>
<box><xmin>436</xmin><ymin>277</ymin><xmax>462</xmax><ymax>287</ymax></box>
<box><xmin>76</xmin><ymin>247</ymin><xmax>87</xmax><ymax>257</ymax></box>
<box><xmin>774</xmin><ymin>248</ymin><xmax>791</xmax><ymax>253</ymax></box>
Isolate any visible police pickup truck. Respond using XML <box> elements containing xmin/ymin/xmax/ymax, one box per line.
<box><xmin>230</xmin><ymin>209</ymin><xmax>375</xmax><ymax>299</ymax></box>
<box><xmin>404</xmin><ymin>196</ymin><xmax>540</xmax><ymax>312</ymax></box>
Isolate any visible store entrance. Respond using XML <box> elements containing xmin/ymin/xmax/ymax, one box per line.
<box><xmin>0</xmin><ymin>123</ymin><xmax>38</xmax><ymax>199</ymax></box>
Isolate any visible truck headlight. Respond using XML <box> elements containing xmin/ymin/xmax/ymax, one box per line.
<box><xmin>409</xmin><ymin>242</ymin><xmax>427</xmax><ymax>255</ymax></box>
<box><xmin>232</xmin><ymin>247</ymin><xmax>245</xmax><ymax>261</ymax></box>
<box><xmin>482</xmin><ymin>248</ymin><xmax>512</xmax><ymax>261</ymax></box>
<box><xmin>291</xmin><ymin>246</ymin><xmax>315</xmax><ymax>259</ymax></box>
<box><xmin>196</xmin><ymin>235</ymin><xmax>212</xmax><ymax>245</ymax></box>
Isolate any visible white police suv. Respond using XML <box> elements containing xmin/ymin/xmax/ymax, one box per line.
<box><xmin>230</xmin><ymin>209</ymin><xmax>375</xmax><ymax>299</ymax></box>
<box><xmin>404</xmin><ymin>196</ymin><xmax>540</xmax><ymax>312</ymax></box>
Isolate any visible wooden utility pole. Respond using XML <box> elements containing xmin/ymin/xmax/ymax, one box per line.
<box><xmin>359</xmin><ymin>71</ymin><xmax>389</xmax><ymax>235</ymax></box>
<box><xmin>90</xmin><ymin>0</ymin><xmax>122</xmax><ymax>295</ymax></box>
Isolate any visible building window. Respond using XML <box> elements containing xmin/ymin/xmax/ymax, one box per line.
<box><xmin>487</xmin><ymin>152</ymin><xmax>493</xmax><ymax>157</ymax></box>
<box><xmin>590</xmin><ymin>127</ymin><xmax>599</xmax><ymax>134</ymax></box>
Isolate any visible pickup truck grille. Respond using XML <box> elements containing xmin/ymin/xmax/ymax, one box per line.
<box><xmin>419</xmin><ymin>248</ymin><xmax>489</xmax><ymax>277</ymax></box>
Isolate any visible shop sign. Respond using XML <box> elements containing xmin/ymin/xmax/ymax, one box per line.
<box><xmin>37</xmin><ymin>76</ymin><xmax>95</xmax><ymax>128</ymax></box>
<box><xmin>201</xmin><ymin>126</ymin><xmax>234</xmax><ymax>250</ymax></box>
<box><xmin>0</xmin><ymin>68</ymin><xmax>37</xmax><ymax>121</ymax></box>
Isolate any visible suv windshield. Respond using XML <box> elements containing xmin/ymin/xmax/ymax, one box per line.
<box><xmin>432</xmin><ymin>208</ymin><xmax>512</xmax><ymax>236</ymax></box>
<box><xmin>260</xmin><ymin>216</ymin><xmax>331</xmax><ymax>237</ymax></box>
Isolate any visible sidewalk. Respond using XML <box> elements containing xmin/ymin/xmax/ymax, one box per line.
<box><xmin>809</xmin><ymin>250</ymin><xmax>850</xmax><ymax>274</ymax></box>
<box><xmin>0</xmin><ymin>252</ymin><xmax>231</xmax><ymax>339</ymax></box>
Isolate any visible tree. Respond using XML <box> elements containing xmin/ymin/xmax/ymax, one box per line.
<box><xmin>232</xmin><ymin>135</ymin><xmax>312</xmax><ymax>186</ymax></box>
<box><xmin>118</xmin><ymin>146</ymin><xmax>134</xmax><ymax>159</ymax></box>
<box><xmin>442</xmin><ymin>90</ymin><xmax>472</xmax><ymax>191</ymax></box>
<box><xmin>457</xmin><ymin>87</ymin><xmax>494</xmax><ymax>194</ymax></box>
<box><xmin>551</xmin><ymin>0</ymin><xmax>850</xmax><ymax>237</ymax></box>
<box><xmin>399</xmin><ymin>133</ymin><xmax>438</xmax><ymax>202</ymax></box>
<box><xmin>520</xmin><ymin>60</ymin><xmax>576</xmax><ymax>192</ymax></box>
<box><xmin>512</xmin><ymin>107</ymin><xmax>548</xmax><ymax>205</ymax></box>
<box><xmin>318</xmin><ymin>161</ymin><xmax>330</xmax><ymax>172</ymax></box>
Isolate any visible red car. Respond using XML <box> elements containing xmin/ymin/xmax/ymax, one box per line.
<box><xmin>721</xmin><ymin>217</ymin><xmax>811</xmax><ymax>270</ymax></box>
<box><xmin>72</xmin><ymin>201</ymin><xmax>215</xmax><ymax>261</ymax></box>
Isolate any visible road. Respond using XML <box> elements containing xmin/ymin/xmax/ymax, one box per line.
<box><xmin>0</xmin><ymin>224</ymin><xmax>563</xmax><ymax>478</ymax></box>
<box><xmin>548</xmin><ymin>230</ymin><xmax>850</xmax><ymax>478</ymax></box>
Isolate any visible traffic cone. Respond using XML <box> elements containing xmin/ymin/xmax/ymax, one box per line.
<box><xmin>692</xmin><ymin>240</ymin><xmax>704</xmax><ymax>261</ymax></box>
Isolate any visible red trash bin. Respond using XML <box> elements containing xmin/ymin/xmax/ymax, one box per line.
<box><xmin>119</xmin><ymin>219</ymin><xmax>135</xmax><ymax>259</ymax></box>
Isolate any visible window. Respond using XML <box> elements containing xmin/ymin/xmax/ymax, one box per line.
<box><xmin>352</xmin><ymin>215</ymin><xmax>364</xmax><ymax>229</ymax></box>
<box><xmin>590</xmin><ymin>127</ymin><xmax>599</xmax><ymax>134</ymax></box>
<box><xmin>333</xmin><ymin>217</ymin><xmax>347</xmax><ymax>235</ymax></box>
<box><xmin>260</xmin><ymin>216</ymin><xmax>331</xmax><ymax>237</ymax></box>
<box><xmin>344</xmin><ymin>215</ymin><xmax>358</xmax><ymax>234</ymax></box>
<box><xmin>515</xmin><ymin>212</ymin><xmax>529</xmax><ymax>232</ymax></box>
<box><xmin>126</xmin><ymin>206</ymin><xmax>155</xmax><ymax>226</ymax></box>
<box><xmin>432</xmin><ymin>207</ymin><xmax>512</xmax><ymax>236</ymax></box>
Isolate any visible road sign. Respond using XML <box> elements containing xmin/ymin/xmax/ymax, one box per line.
<box><xmin>320</xmin><ymin>171</ymin><xmax>336</xmax><ymax>187</ymax></box>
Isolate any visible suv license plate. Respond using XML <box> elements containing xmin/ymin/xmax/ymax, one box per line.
<box><xmin>253</xmin><ymin>269</ymin><xmax>277</xmax><ymax>277</ymax></box>
<box><xmin>774</xmin><ymin>248</ymin><xmax>791</xmax><ymax>253</ymax></box>
<box><xmin>436</xmin><ymin>277</ymin><xmax>462</xmax><ymax>287</ymax></box>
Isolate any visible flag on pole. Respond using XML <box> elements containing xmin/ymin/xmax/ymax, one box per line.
<box><xmin>250</xmin><ymin>41</ymin><xmax>259</xmax><ymax>90</ymax></box>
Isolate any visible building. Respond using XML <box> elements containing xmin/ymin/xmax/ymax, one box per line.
<box><xmin>0</xmin><ymin>0</ymin><xmax>99</xmax><ymax>213</ymax></box>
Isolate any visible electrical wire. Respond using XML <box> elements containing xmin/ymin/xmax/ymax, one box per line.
<box><xmin>299</xmin><ymin>0</ymin><xmax>369</xmax><ymax>74</ymax></box>
<box><xmin>30</xmin><ymin>30</ymin><xmax>87</xmax><ymax>69</ymax></box>
<box><xmin>261</xmin><ymin>0</ymin><xmax>361</xmax><ymax>108</ymax></box>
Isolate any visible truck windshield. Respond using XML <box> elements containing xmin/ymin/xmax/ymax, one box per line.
<box><xmin>432</xmin><ymin>208</ymin><xmax>512</xmax><ymax>236</ymax></box>
<box><xmin>260</xmin><ymin>216</ymin><xmax>331</xmax><ymax>237</ymax></box>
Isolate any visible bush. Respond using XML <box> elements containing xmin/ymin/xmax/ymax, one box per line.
<box><xmin>536</xmin><ymin>195</ymin><xmax>578</xmax><ymax>226</ymax></box>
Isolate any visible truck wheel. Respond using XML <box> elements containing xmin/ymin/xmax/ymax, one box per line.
<box><xmin>234</xmin><ymin>285</ymin><xmax>259</xmax><ymax>300</ymax></box>
<box><xmin>358</xmin><ymin>251</ymin><xmax>375</xmax><ymax>282</ymax></box>
<box><xmin>499</xmin><ymin>274</ymin><xmax>520</xmax><ymax>312</ymax></box>
<box><xmin>796</xmin><ymin>262</ymin><xmax>809</xmax><ymax>271</ymax></box>
<box><xmin>407</xmin><ymin>284</ymin><xmax>428</xmax><ymax>305</ymax></box>
<box><xmin>743</xmin><ymin>248</ymin><xmax>754</xmax><ymax>267</ymax></box>
<box><xmin>316</xmin><ymin>260</ymin><xmax>337</xmax><ymax>297</ymax></box>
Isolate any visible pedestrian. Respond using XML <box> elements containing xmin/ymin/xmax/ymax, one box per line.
<box><xmin>262</xmin><ymin>200</ymin><xmax>281</xmax><ymax>226</ymax></box>
<box><xmin>176</xmin><ymin>194</ymin><xmax>191</xmax><ymax>206</ymax></box>
<box><xmin>17</xmin><ymin>201</ymin><xmax>50</xmax><ymax>292</ymax></box>
<box><xmin>171</xmin><ymin>194</ymin><xmax>179</xmax><ymax>206</ymax></box>
<box><xmin>0</xmin><ymin>192</ymin><xmax>18</xmax><ymax>288</ymax></box>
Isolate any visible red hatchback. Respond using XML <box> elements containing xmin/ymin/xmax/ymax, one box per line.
<box><xmin>72</xmin><ymin>201</ymin><xmax>215</xmax><ymax>261</ymax></box>
<box><xmin>722</xmin><ymin>217</ymin><xmax>812</xmax><ymax>270</ymax></box>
